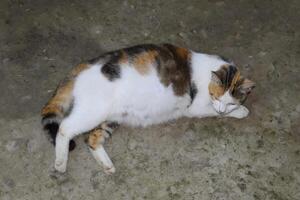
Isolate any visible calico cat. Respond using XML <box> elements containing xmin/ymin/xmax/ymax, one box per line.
<box><xmin>41</xmin><ymin>44</ymin><xmax>255</xmax><ymax>174</ymax></box>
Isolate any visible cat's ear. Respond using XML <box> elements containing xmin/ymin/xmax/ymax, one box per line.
<box><xmin>211</xmin><ymin>71</ymin><xmax>222</xmax><ymax>85</ymax></box>
<box><xmin>238</xmin><ymin>79</ymin><xmax>255</xmax><ymax>94</ymax></box>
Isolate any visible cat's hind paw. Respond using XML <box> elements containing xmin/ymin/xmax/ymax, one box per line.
<box><xmin>55</xmin><ymin>159</ymin><xmax>67</xmax><ymax>173</ymax></box>
<box><xmin>104</xmin><ymin>165</ymin><xmax>116</xmax><ymax>175</ymax></box>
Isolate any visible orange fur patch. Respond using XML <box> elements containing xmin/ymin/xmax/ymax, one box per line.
<box><xmin>41</xmin><ymin>105</ymin><xmax>62</xmax><ymax>117</ymax></box>
<box><xmin>88</xmin><ymin>129</ymin><xmax>104</xmax><ymax>150</ymax></box>
<box><xmin>119</xmin><ymin>50</ymin><xmax>128</xmax><ymax>64</ymax></box>
<box><xmin>175</xmin><ymin>47</ymin><xmax>190</xmax><ymax>60</ymax></box>
<box><xmin>132</xmin><ymin>51</ymin><xmax>158</xmax><ymax>75</ymax></box>
<box><xmin>42</xmin><ymin>63</ymin><xmax>90</xmax><ymax>117</ymax></box>
<box><xmin>208</xmin><ymin>83</ymin><xmax>225</xmax><ymax>98</ymax></box>
<box><xmin>71</xmin><ymin>63</ymin><xmax>90</xmax><ymax>76</ymax></box>
<box><xmin>229</xmin><ymin>71</ymin><xmax>241</xmax><ymax>91</ymax></box>
<box><xmin>41</xmin><ymin>80</ymin><xmax>74</xmax><ymax>117</ymax></box>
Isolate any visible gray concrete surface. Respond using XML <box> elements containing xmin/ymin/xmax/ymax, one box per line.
<box><xmin>0</xmin><ymin>0</ymin><xmax>299</xmax><ymax>199</ymax></box>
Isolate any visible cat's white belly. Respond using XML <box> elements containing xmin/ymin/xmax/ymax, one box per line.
<box><xmin>109</xmin><ymin>96</ymin><xmax>189</xmax><ymax>126</ymax></box>
<box><xmin>108</xmin><ymin>66</ymin><xmax>191</xmax><ymax>126</ymax></box>
<box><xmin>72</xmin><ymin>64</ymin><xmax>191</xmax><ymax>127</ymax></box>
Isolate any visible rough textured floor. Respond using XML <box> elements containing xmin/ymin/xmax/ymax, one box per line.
<box><xmin>0</xmin><ymin>0</ymin><xmax>299</xmax><ymax>200</ymax></box>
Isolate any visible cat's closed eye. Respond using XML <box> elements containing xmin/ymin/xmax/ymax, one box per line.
<box><xmin>227</xmin><ymin>103</ymin><xmax>236</xmax><ymax>106</ymax></box>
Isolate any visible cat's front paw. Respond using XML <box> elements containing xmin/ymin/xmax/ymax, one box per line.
<box><xmin>227</xmin><ymin>106</ymin><xmax>249</xmax><ymax>119</ymax></box>
<box><xmin>55</xmin><ymin>159</ymin><xmax>67</xmax><ymax>173</ymax></box>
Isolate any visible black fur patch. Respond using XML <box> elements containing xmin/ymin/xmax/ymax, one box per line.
<box><xmin>100</xmin><ymin>51</ymin><xmax>122</xmax><ymax>81</ymax></box>
<box><xmin>44</xmin><ymin>122</ymin><xmax>59</xmax><ymax>145</ymax></box>
<box><xmin>123</xmin><ymin>44</ymin><xmax>158</xmax><ymax>57</ymax></box>
<box><xmin>106</xmin><ymin>121</ymin><xmax>120</xmax><ymax>129</ymax></box>
<box><xmin>42</xmin><ymin>115</ymin><xmax>76</xmax><ymax>151</ymax></box>
<box><xmin>101</xmin><ymin>62</ymin><xmax>121</xmax><ymax>81</ymax></box>
<box><xmin>215</xmin><ymin>65</ymin><xmax>238</xmax><ymax>89</ymax></box>
<box><xmin>189</xmin><ymin>81</ymin><xmax>198</xmax><ymax>104</ymax></box>
<box><xmin>94</xmin><ymin>43</ymin><xmax>192</xmax><ymax>90</ymax></box>
<box><xmin>225</xmin><ymin>65</ymin><xmax>237</xmax><ymax>89</ymax></box>
<box><xmin>160</xmin><ymin>43</ymin><xmax>192</xmax><ymax>96</ymax></box>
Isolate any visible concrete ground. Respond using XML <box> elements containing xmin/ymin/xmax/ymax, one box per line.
<box><xmin>0</xmin><ymin>0</ymin><xmax>299</xmax><ymax>199</ymax></box>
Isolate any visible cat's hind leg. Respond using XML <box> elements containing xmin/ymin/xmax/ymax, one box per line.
<box><xmin>55</xmin><ymin>104</ymin><xmax>110</xmax><ymax>173</ymax></box>
<box><xmin>87</xmin><ymin>122</ymin><xmax>119</xmax><ymax>174</ymax></box>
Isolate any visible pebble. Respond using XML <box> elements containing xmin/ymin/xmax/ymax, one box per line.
<box><xmin>27</xmin><ymin>139</ymin><xmax>40</xmax><ymax>153</ymax></box>
<box><xmin>2</xmin><ymin>58</ymin><xmax>10</xmax><ymax>63</ymax></box>
<box><xmin>128</xmin><ymin>139</ymin><xmax>137</xmax><ymax>150</ymax></box>
<box><xmin>143</xmin><ymin>31</ymin><xmax>150</xmax><ymax>37</ymax></box>
<box><xmin>258</xmin><ymin>51</ymin><xmax>267</xmax><ymax>57</ymax></box>
<box><xmin>21</xmin><ymin>95</ymin><xmax>32</xmax><ymax>102</ymax></box>
<box><xmin>178</xmin><ymin>32</ymin><xmax>187</xmax><ymax>38</ymax></box>
<box><xmin>5</xmin><ymin>140</ymin><xmax>19</xmax><ymax>152</ymax></box>
<box><xmin>169</xmin><ymin>186</ymin><xmax>177</xmax><ymax>194</ymax></box>
<box><xmin>3</xmin><ymin>178</ymin><xmax>15</xmax><ymax>191</ymax></box>
<box><xmin>200</xmin><ymin>29</ymin><xmax>208</xmax><ymax>38</ymax></box>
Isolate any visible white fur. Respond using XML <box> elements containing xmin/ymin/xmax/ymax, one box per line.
<box><xmin>212</xmin><ymin>91</ymin><xmax>239</xmax><ymax>114</ymax></box>
<box><xmin>54</xmin><ymin>52</ymin><xmax>250</xmax><ymax>173</ymax></box>
<box><xmin>89</xmin><ymin>146</ymin><xmax>116</xmax><ymax>174</ymax></box>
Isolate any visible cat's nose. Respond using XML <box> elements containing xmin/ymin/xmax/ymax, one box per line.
<box><xmin>217</xmin><ymin>110</ymin><xmax>226</xmax><ymax>115</ymax></box>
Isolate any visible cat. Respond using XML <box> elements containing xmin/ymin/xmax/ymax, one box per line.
<box><xmin>41</xmin><ymin>44</ymin><xmax>255</xmax><ymax>174</ymax></box>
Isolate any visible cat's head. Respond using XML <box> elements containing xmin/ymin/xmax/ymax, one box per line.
<box><xmin>208</xmin><ymin>65</ymin><xmax>255</xmax><ymax>114</ymax></box>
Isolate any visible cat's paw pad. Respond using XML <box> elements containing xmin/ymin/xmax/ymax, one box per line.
<box><xmin>55</xmin><ymin>159</ymin><xmax>67</xmax><ymax>173</ymax></box>
<box><xmin>104</xmin><ymin>166</ymin><xmax>116</xmax><ymax>175</ymax></box>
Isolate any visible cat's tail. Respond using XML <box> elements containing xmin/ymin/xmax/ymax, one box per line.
<box><xmin>41</xmin><ymin>79</ymin><xmax>76</xmax><ymax>151</ymax></box>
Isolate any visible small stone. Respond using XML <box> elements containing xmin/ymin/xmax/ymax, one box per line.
<box><xmin>21</xmin><ymin>95</ymin><xmax>32</xmax><ymax>102</ymax></box>
<box><xmin>258</xmin><ymin>51</ymin><xmax>267</xmax><ymax>57</ymax></box>
<box><xmin>5</xmin><ymin>140</ymin><xmax>19</xmax><ymax>152</ymax></box>
<box><xmin>207</xmin><ymin>186</ymin><xmax>214</xmax><ymax>193</ymax></box>
<box><xmin>200</xmin><ymin>29</ymin><xmax>208</xmax><ymax>38</ymax></box>
<box><xmin>3</xmin><ymin>178</ymin><xmax>15</xmax><ymax>191</ymax></box>
<box><xmin>2</xmin><ymin>58</ymin><xmax>10</xmax><ymax>63</ymax></box>
<box><xmin>27</xmin><ymin>139</ymin><xmax>40</xmax><ymax>153</ymax></box>
<box><xmin>143</xmin><ymin>31</ymin><xmax>150</xmax><ymax>37</ymax></box>
<box><xmin>169</xmin><ymin>186</ymin><xmax>177</xmax><ymax>194</ymax></box>
<box><xmin>128</xmin><ymin>140</ymin><xmax>137</xmax><ymax>150</ymax></box>
<box><xmin>178</xmin><ymin>32</ymin><xmax>186</xmax><ymax>38</ymax></box>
